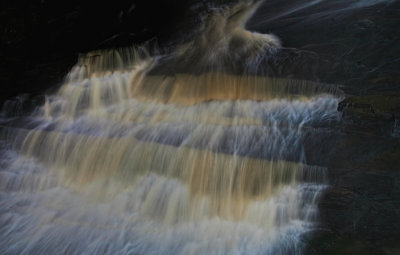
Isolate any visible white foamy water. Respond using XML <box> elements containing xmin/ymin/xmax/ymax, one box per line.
<box><xmin>0</xmin><ymin>1</ymin><xmax>342</xmax><ymax>254</ymax></box>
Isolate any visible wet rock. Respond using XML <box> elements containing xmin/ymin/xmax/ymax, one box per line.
<box><xmin>303</xmin><ymin>230</ymin><xmax>374</xmax><ymax>255</ymax></box>
<box><xmin>301</xmin><ymin>98</ymin><xmax>400</xmax><ymax>254</ymax></box>
<box><xmin>312</xmin><ymin>130</ymin><xmax>400</xmax><ymax>254</ymax></box>
<box><xmin>337</xmin><ymin>95</ymin><xmax>400</xmax><ymax>136</ymax></box>
<box><xmin>338</xmin><ymin>95</ymin><xmax>400</xmax><ymax>120</ymax></box>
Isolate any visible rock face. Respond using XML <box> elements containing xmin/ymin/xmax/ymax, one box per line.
<box><xmin>337</xmin><ymin>95</ymin><xmax>400</xmax><ymax>137</ymax></box>
<box><xmin>338</xmin><ymin>95</ymin><xmax>400</xmax><ymax>121</ymax></box>
<box><xmin>304</xmin><ymin>95</ymin><xmax>400</xmax><ymax>254</ymax></box>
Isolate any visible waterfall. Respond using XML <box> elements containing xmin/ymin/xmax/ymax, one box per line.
<box><xmin>0</xmin><ymin>1</ymin><xmax>342</xmax><ymax>254</ymax></box>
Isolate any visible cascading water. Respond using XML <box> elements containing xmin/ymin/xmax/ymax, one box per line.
<box><xmin>0</xmin><ymin>1</ymin><xmax>342</xmax><ymax>254</ymax></box>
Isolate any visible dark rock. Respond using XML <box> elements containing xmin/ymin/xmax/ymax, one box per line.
<box><xmin>303</xmin><ymin>230</ymin><xmax>375</xmax><ymax>255</ymax></box>
<box><xmin>337</xmin><ymin>95</ymin><xmax>400</xmax><ymax>136</ymax></box>
<box><xmin>338</xmin><ymin>95</ymin><xmax>400</xmax><ymax>120</ymax></box>
<box><xmin>312</xmin><ymin>129</ymin><xmax>400</xmax><ymax>254</ymax></box>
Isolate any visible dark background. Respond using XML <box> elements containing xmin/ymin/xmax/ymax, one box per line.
<box><xmin>1</xmin><ymin>0</ymin><xmax>399</xmax><ymax>106</ymax></box>
<box><xmin>0</xmin><ymin>0</ymin><xmax>203</xmax><ymax>104</ymax></box>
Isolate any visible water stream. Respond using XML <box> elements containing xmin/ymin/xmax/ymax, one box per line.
<box><xmin>0</xmin><ymin>1</ymin><xmax>343</xmax><ymax>254</ymax></box>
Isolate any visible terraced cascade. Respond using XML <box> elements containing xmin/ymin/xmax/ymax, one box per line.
<box><xmin>0</xmin><ymin>1</ymin><xmax>343</xmax><ymax>255</ymax></box>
